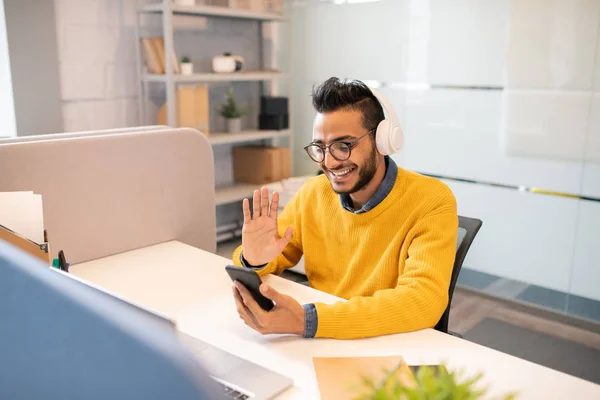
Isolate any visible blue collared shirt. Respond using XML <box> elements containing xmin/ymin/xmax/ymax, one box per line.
<box><xmin>340</xmin><ymin>156</ymin><xmax>397</xmax><ymax>214</ymax></box>
<box><xmin>243</xmin><ymin>156</ymin><xmax>398</xmax><ymax>338</ymax></box>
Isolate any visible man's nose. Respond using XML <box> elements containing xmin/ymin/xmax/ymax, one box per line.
<box><xmin>322</xmin><ymin>150</ymin><xmax>341</xmax><ymax>170</ymax></box>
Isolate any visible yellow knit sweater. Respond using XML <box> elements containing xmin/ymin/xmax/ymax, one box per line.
<box><xmin>232</xmin><ymin>168</ymin><xmax>458</xmax><ymax>339</ymax></box>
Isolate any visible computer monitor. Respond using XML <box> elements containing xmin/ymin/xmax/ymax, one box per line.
<box><xmin>0</xmin><ymin>239</ymin><xmax>222</xmax><ymax>400</ymax></box>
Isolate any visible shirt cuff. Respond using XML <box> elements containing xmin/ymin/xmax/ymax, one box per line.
<box><xmin>240</xmin><ymin>251</ymin><xmax>268</xmax><ymax>269</ymax></box>
<box><xmin>302</xmin><ymin>303</ymin><xmax>318</xmax><ymax>338</ymax></box>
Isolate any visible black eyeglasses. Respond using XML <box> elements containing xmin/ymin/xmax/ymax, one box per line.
<box><xmin>303</xmin><ymin>129</ymin><xmax>374</xmax><ymax>163</ymax></box>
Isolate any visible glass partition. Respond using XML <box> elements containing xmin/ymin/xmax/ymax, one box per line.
<box><xmin>290</xmin><ymin>0</ymin><xmax>600</xmax><ymax>322</ymax></box>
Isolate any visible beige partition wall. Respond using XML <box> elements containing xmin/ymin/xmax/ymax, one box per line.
<box><xmin>0</xmin><ymin>126</ymin><xmax>169</xmax><ymax>144</ymax></box>
<box><xmin>0</xmin><ymin>128</ymin><xmax>216</xmax><ymax>263</ymax></box>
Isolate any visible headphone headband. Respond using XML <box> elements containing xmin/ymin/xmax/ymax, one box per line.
<box><xmin>370</xmin><ymin>88</ymin><xmax>401</xmax><ymax>130</ymax></box>
<box><xmin>369</xmin><ymin>87</ymin><xmax>404</xmax><ymax>155</ymax></box>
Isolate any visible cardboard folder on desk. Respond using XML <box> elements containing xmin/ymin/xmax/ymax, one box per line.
<box><xmin>0</xmin><ymin>192</ymin><xmax>50</xmax><ymax>263</ymax></box>
<box><xmin>312</xmin><ymin>355</ymin><xmax>415</xmax><ymax>400</ymax></box>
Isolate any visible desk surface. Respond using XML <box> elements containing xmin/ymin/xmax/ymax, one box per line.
<box><xmin>71</xmin><ymin>241</ymin><xmax>600</xmax><ymax>399</ymax></box>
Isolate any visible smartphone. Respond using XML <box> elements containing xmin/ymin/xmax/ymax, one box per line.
<box><xmin>225</xmin><ymin>265</ymin><xmax>275</xmax><ymax>311</ymax></box>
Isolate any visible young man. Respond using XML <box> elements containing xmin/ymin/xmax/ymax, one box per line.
<box><xmin>231</xmin><ymin>77</ymin><xmax>458</xmax><ymax>339</ymax></box>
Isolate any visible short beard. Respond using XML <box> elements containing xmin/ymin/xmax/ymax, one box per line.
<box><xmin>330</xmin><ymin>148</ymin><xmax>378</xmax><ymax>195</ymax></box>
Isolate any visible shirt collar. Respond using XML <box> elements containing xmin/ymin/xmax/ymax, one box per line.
<box><xmin>340</xmin><ymin>156</ymin><xmax>398</xmax><ymax>214</ymax></box>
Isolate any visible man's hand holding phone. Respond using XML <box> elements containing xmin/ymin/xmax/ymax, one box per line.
<box><xmin>227</xmin><ymin>266</ymin><xmax>305</xmax><ymax>336</ymax></box>
<box><xmin>232</xmin><ymin>280</ymin><xmax>305</xmax><ymax>336</ymax></box>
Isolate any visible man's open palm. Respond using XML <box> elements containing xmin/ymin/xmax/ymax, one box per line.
<box><xmin>241</xmin><ymin>187</ymin><xmax>293</xmax><ymax>266</ymax></box>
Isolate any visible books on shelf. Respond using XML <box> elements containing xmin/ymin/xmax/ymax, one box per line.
<box><xmin>141</xmin><ymin>37</ymin><xmax>180</xmax><ymax>74</ymax></box>
<box><xmin>141</xmin><ymin>38</ymin><xmax>162</xmax><ymax>74</ymax></box>
<box><xmin>157</xmin><ymin>85</ymin><xmax>209</xmax><ymax>135</ymax></box>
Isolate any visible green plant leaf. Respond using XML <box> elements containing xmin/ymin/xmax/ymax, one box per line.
<box><xmin>217</xmin><ymin>87</ymin><xmax>246</xmax><ymax>119</ymax></box>
<box><xmin>354</xmin><ymin>363</ymin><xmax>515</xmax><ymax>400</ymax></box>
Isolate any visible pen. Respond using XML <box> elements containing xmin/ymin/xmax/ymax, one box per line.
<box><xmin>58</xmin><ymin>250</ymin><xmax>69</xmax><ymax>273</ymax></box>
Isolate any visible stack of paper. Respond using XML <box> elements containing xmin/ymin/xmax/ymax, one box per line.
<box><xmin>0</xmin><ymin>191</ymin><xmax>45</xmax><ymax>244</ymax></box>
<box><xmin>0</xmin><ymin>191</ymin><xmax>50</xmax><ymax>263</ymax></box>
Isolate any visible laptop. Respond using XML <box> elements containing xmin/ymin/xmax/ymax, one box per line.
<box><xmin>61</xmin><ymin>271</ymin><xmax>294</xmax><ymax>400</ymax></box>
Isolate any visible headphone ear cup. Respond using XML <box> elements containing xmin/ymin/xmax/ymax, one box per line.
<box><xmin>389</xmin><ymin>126</ymin><xmax>404</xmax><ymax>153</ymax></box>
<box><xmin>375</xmin><ymin>120</ymin><xmax>391</xmax><ymax>156</ymax></box>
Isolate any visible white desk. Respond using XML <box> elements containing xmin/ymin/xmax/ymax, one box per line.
<box><xmin>71</xmin><ymin>241</ymin><xmax>600</xmax><ymax>399</ymax></box>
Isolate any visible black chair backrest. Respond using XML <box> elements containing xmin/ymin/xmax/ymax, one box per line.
<box><xmin>434</xmin><ymin>215</ymin><xmax>483</xmax><ymax>333</ymax></box>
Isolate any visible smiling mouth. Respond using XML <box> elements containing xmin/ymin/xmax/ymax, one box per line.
<box><xmin>333</xmin><ymin>167</ymin><xmax>354</xmax><ymax>176</ymax></box>
<box><xmin>328</xmin><ymin>166</ymin><xmax>356</xmax><ymax>180</ymax></box>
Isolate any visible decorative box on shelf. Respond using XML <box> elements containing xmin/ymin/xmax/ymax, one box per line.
<box><xmin>233</xmin><ymin>146</ymin><xmax>291</xmax><ymax>184</ymax></box>
<box><xmin>259</xmin><ymin>96</ymin><xmax>289</xmax><ymax>130</ymax></box>
<box><xmin>228</xmin><ymin>0</ymin><xmax>283</xmax><ymax>13</ymax></box>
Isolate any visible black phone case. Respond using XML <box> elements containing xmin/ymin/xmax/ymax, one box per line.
<box><xmin>225</xmin><ymin>266</ymin><xmax>275</xmax><ymax>311</ymax></box>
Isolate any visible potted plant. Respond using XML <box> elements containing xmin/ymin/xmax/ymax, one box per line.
<box><xmin>180</xmin><ymin>56</ymin><xmax>193</xmax><ymax>75</ymax></box>
<box><xmin>218</xmin><ymin>87</ymin><xmax>246</xmax><ymax>133</ymax></box>
<box><xmin>354</xmin><ymin>364</ymin><xmax>517</xmax><ymax>400</ymax></box>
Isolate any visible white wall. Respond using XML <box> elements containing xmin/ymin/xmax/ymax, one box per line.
<box><xmin>53</xmin><ymin>0</ymin><xmax>270</xmax><ymax>133</ymax></box>
<box><xmin>291</xmin><ymin>0</ymin><xmax>600</xmax><ymax>301</ymax></box>
<box><xmin>54</xmin><ymin>0</ymin><xmax>141</xmax><ymax>132</ymax></box>
<box><xmin>0</xmin><ymin>0</ymin><xmax>16</xmax><ymax>137</ymax></box>
<box><xmin>3</xmin><ymin>0</ymin><xmax>63</xmax><ymax>136</ymax></box>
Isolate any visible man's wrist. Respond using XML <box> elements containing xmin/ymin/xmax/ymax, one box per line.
<box><xmin>302</xmin><ymin>304</ymin><xmax>318</xmax><ymax>338</ymax></box>
<box><xmin>240</xmin><ymin>251</ymin><xmax>267</xmax><ymax>269</ymax></box>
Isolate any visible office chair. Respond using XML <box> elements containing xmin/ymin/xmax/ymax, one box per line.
<box><xmin>434</xmin><ymin>215</ymin><xmax>483</xmax><ymax>335</ymax></box>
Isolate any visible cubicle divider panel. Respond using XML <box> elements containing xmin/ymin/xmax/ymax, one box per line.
<box><xmin>0</xmin><ymin>128</ymin><xmax>216</xmax><ymax>263</ymax></box>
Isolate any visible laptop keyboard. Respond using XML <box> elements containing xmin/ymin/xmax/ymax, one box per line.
<box><xmin>219</xmin><ymin>381</ymin><xmax>250</xmax><ymax>399</ymax></box>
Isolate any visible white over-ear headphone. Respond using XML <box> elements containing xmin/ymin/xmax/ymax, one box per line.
<box><xmin>369</xmin><ymin>88</ymin><xmax>404</xmax><ymax>156</ymax></box>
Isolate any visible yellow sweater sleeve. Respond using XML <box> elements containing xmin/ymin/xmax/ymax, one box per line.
<box><xmin>313</xmin><ymin>211</ymin><xmax>458</xmax><ymax>339</ymax></box>
<box><xmin>232</xmin><ymin>191</ymin><xmax>304</xmax><ymax>277</ymax></box>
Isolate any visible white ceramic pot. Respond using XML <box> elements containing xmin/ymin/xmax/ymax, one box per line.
<box><xmin>181</xmin><ymin>62</ymin><xmax>193</xmax><ymax>75</ymax></box>
<box><xmin>227</xmin><ymin>118</ymin><xmax>241</xmax><ymax>133</ymax></box>
<box><xmin>212</xmin><ymin>53</ymin><xmax>245</xmax><ymax>73</ymax></box>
